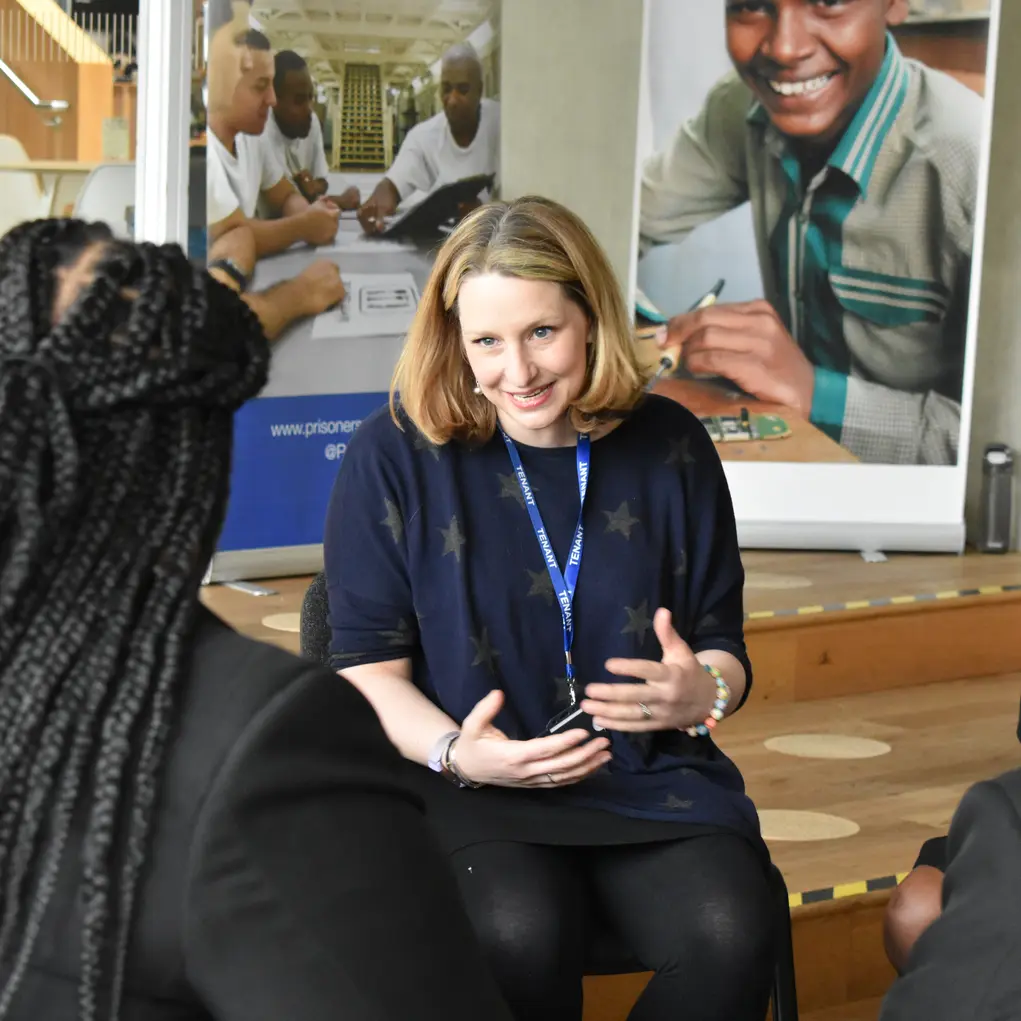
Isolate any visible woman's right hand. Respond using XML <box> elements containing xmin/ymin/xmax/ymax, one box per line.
<box><xmin>452</xmin><ymin>691</ymin><xmax>611</xmax><ymax>788</ymax></box>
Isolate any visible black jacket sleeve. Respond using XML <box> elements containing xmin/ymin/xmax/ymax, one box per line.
<box><xmin>879</xmin><ymin>767</ymin><xmax>1021</xmax><ymax>1021</ymax></box>
<box><xmin>184</xmin><ymin>665</ymin><xmax>514</xmax><ymax>1021</ymax></box>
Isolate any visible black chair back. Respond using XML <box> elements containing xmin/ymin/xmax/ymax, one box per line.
<box><xmin>300</xmin><ymin>570</ymin><xmax>332</xmax><ymax>665</ymax></box>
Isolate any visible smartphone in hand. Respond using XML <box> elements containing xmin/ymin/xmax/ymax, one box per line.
<box><xmin>542</xmin><ymin>703</ymin><xmax>606</xmax><ymax>739</ymax></box>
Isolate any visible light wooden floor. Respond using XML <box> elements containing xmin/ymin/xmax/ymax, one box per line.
<box><xmin>804</xmin><ymin>998</ymin><xmax>882</xmax><ymax>1021</ymax></box>
<box><xmin>741</xmin><ymin>549</ymin><xmax>1021</xmax><ymax>615</ymax></box>
<box><xmin>718</xmin><ymin>673</ymin><xmax>1020</xmax><ymax>893</ymax></box>
<box><xmin>199</xmin><ymin>550</ymin><xmax>1021</xmax><ymax>897</ymax></box>
<box><xmin>201</xmin><ymin>575</ymin><xmax>309</xmax><ymax>657</ymax></box>
<box><xmin>201</xmin><ymin>550</ymin><xmax>1021</xmax><ymax>649</ymax></box>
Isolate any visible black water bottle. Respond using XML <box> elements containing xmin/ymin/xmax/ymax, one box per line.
<box><xmin>979</xmin><ymin>444</ymin><xmax>1014</xmax><ymax>553</ymax></box>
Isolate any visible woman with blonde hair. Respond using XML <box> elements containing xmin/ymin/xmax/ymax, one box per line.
<box><xmin>325</xmin><ymin>196</ymin><xmax>774</xmax><ymax>1021</ymax></box>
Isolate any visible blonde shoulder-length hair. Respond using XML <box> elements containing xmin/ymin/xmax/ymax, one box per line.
<box><xmin>390</xmin><ymin>195</ymin><xmax>645</xmax><ymax>445</ymax></box>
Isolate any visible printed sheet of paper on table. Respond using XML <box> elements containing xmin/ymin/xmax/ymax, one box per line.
<box><xmin>311</xmin><ymin>272</ymin><xmax>421</xmax><ymax>340</ymax></box>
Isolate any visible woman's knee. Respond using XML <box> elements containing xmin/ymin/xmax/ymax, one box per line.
<box><xmin>686</xmin><ymin>870</ymin><xmax>775</xmax><ymax>974</ymax></box>
<box><xmin>884</xmin><ymin>866</ymin><xmax>943</xmax><ymax>973</ymax></box>
<box><xmin>609</xmin><ymin>838</ymin><xmax>776</xmax><ymax>978</ymax></box>
<box><xmin>449</xmin><ymin>844</ymin><xmax>584</xmax><ymax>981</ymax></box>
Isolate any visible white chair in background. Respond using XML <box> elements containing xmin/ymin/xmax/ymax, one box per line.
<box><xmin>72</xmin><ymin>162</ymin><xmax>136</xmax><ymax>238</ymax></box>
<box><xmin>0</xmin><ymin>134</ymin><xmax>51</xmax><ymax>238</ymax></box>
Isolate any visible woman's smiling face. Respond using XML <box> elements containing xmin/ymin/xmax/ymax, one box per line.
<box><xmin>459</xmin><ymin>273</ymin><xmax>591</xmax><ymax>448</ymax></box>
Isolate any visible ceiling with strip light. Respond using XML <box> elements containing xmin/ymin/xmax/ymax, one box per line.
<box><xmin>251</xmin><ymin>0</ymin><xmax>496</xmax><ymax>89</ymax></box>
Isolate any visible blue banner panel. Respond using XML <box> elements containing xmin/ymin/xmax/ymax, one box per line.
<box><xmin>218</xmin><ymin>391</ymin><xmax>389</xmax><ymax>552</ymax></box>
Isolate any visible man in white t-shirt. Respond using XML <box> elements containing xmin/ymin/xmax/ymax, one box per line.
<box><xmin>205</xmin><ymin>0</ymin><xmax>252</xmax><ymax>118</ymax></box>
<box><xmin>260</xmin><ymin>51</ymin><xmax>359</xmax><ymax>212</ymax></box>
<box><xmin>207</xmin><ymin>29</ymin><xmax>340</xmax><ymax>258</ymax></box>
<box><xmin>357</xmin><ymin>42</ymin><xmax>500</xmax><ymax>234</ymax></box>
<box><xmin>204</xmin><ymin>22</ymin><xmax>344</xmax><ymax>341</ymax></box>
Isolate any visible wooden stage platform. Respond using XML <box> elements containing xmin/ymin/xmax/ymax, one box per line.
<box><xmin>201</xmin><ymin>548</ymin><xmax>1021</xmax><ymax>1020</ymax></box>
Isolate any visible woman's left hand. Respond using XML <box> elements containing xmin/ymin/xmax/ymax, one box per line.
<box><xmin>581</xmin><ymin>608</ymin><xmax>716</xmax><ymax>731</ymax></box>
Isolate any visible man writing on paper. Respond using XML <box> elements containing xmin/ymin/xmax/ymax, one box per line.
<box><xmin>261</xmin><ymin>51</ymin><xmax>360</xmax><ymax>211</ymax></box>
<box><xmin>641</xmin><ymin>0</ymin><xmax>981</xmax><ymax>465</ymax></box>
<box><xmin>357</xmin><ymin>42</ymin><xmax>500</xmax><ymax>235</ymax></box>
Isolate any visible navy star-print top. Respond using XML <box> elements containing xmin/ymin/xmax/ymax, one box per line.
<box><xmin>325</xmin><ymin>394</ymin><xmax>760</xmax><ymax>844</ymax></box>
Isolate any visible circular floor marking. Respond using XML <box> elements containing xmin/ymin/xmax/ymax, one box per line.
<box><xmin>262</xmin><ymin>612</ymin><xmax>301</xmax><ymax>633</ymax></box>
<box><xmin>743</xmin><ymin>572</ymin><xmax>814</xmax><ymax>590</ymax></box>
<box><xmin>758</xmin><ymin>810</ymin><xmax>860</xmax><ymax>842</ymax></box>
<box><xmin>764</xmin><ymin>733</ymin><xmax>892</xmax><ymax>760</ymax></box>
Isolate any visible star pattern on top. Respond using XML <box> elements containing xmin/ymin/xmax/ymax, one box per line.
<box><xmin>470</xmin><ymin>627</ymin><xmax>501</xmax><ymax>674</ymax></box>
<box><xmin>661</xmin><ymin>793</ymin><xmax>694</xmax><ymax>811</ymax></box>
<box><xmin>674</xmin><ymin>549</ymin><xmax>688</xmax><ymax>578</ymax></box>
<box><xmin>381</xmin><ymin>498</ymin><xmax>403</xmax><ymax>544</ymax></box>
<box><xmin>694</xmin><ymin>612</ymin><xmax>719</xmax><ymax>635</ymax></box>
<box><xmin>413</xmin><ymin>429</ymin><xmax>441</xmax><ymax>461</ymax></box>
<box><xmin>666</xmin><ymin>435</ymin><xmax>695</xmax><ymax>467</ymax></box>
<box><xmin>604</xmin><ymin>501</ymin><xmax>639</xmax><ymax>539</ymax></box>
<box><xmin>621</xmin><ymin>599</ymin><xmax>652</xmax><ymax>645</ymax></box>
<box><xmin>381</xmin><ymin>617</ymin><xmax>415</xmax><ymax>648</ymax></box>
<box><xmin>526</xmin><ymin>567</ymin><xmax>556</xmax><ymax>605</ymax></box>
<box><xmin>440</xmin><ymin>515</ymin><xmax>466</xmax><ymax>562</ymax></box>
<box><xmin>498</xmin><ymin>472</ymin><xmax>529</xmax><ymax>509</ymax></box>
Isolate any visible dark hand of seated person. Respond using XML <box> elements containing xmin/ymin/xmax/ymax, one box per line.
<box><xmin>582</xmin><ymin>609</ymin><xmax>717</xmax><ymax>732</ymax></box>
<box><xmin>295</xmin><ymin>260</ymin><xmax>346</xmax><ymax>315</ymax></box>
<box><xmin>357</xmin><ymin>193</ymin><xmax>395</xmax><ymax>235</ymax></box>
<box><xmin>333</xmin><ymin>187</ymin><xmax>361</xmax><ymax>211</ymax></box>
<box><xmin>659</xmin><ymin>299</ymin><xmax>816</xmax><ymax>417</ymax></box>
<box><xmin>452</xmin><ymin>690</ymin><xmax>611</xmax><ymax>788</ymax></box>
<box><xmin>299</xmin><ymin>199</ymin><xmax>341</xmax><ymax>247</ymax></box>
<box><xmin>292</xmin><ymin>169</ymin><xmax>327</xmax><ymax>202</ymax></box>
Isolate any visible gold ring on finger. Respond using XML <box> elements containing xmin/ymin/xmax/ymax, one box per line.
<box><xmin>637</xmin><ymin>701</ymin><xmax>653</xmax><ymax>720</ymax></box>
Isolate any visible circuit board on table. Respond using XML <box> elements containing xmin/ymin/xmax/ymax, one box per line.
<box><xmin>699</xmin><ymin>413</ymin><xmax>791</xmax><ymax>443</ymax></box>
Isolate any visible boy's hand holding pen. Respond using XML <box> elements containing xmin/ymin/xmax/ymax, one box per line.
<box><xmin>638</xmin><ymin>281</ymin><xmax>817</xmax><ymax>417</ymax></box>
<box><xmin>638</xmin><ymin>279</ymin><xmax>725</xmax><ymax>390</ymax></box>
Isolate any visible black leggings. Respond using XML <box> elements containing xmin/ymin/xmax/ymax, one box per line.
<box><xmin>450</xmin><ymin>834</ymin><xmax>775</xmax><ymax>1021</ymax></box>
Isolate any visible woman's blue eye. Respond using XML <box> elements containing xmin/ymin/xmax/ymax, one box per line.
<box><xmin>533</xmin><ymin>326</ymin><xmax>553</xmax><ymax>340</ymax></box>
<box><xmin>474</xmin><ymin>336</ymin><xmax>498</xmax><ymax>348</ymax></box>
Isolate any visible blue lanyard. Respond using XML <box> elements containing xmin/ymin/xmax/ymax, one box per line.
<box><xmin>500</xmin><ymin>428</ymin><xmax>591</xmax><ymax>706</ymax></box>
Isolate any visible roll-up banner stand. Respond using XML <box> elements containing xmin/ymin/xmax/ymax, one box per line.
<box><xmin>205</xmin><ymin>0</ymin><xmax>503</xmax><ymax>581</ymax></box>
<box><xmin>633</xmin><ymin>0</ymin><xmax>999</xmax><ymax>554</ymax></box>
<box><xmin>205</xmin><ymin>0</ymin><xmax>998</xmax><ymax>582</ymax></box>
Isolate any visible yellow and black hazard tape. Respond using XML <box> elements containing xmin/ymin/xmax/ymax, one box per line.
<box><xmin>746</xmin><ymin>583</ymin><xmax>1021</xmax><ymax>623</ymax></box>
<box><xmin>788</xmin><ymin>871</ymin><xmax>909</xmax><ymax>909</ymax></box>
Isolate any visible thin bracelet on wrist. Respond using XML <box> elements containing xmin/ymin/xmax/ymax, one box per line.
<box><xmin>446</xmin><ymin>735</ymin><xmax>484</xmax><ymax>788</ymax></box>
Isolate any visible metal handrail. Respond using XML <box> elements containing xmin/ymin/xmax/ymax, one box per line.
<box><xmin>0</xmin><ymin>56</ymin><xmax>69</xmax><ymax>111</ymax></box>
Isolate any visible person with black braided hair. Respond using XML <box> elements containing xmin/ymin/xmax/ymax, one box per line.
<box><xmin>0</xmin><ymin>218</ymin><xmax>514</xmax><ymax>1021</ymax></box>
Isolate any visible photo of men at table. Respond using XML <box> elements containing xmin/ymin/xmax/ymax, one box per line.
<box><xmin>638</xmin><ymin>0</ymin><xmax>986</xmax><ymax>466</ymax></box>
<box><xmin>202</xmin><ymin>0</ymin><xmax>501</xmax><ymax>348</ymax></box>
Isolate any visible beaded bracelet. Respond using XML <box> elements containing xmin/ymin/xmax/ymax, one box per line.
<box><xmin>685</xmin><ymin>664</ymin><xmax>731</xmax><ymax>737</ymax></box>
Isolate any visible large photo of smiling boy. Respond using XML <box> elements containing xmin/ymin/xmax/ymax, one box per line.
<box><xmin>639</xmin><ymin>0</ymin><xmax>984</xmax><ymax>466</ymax></box>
